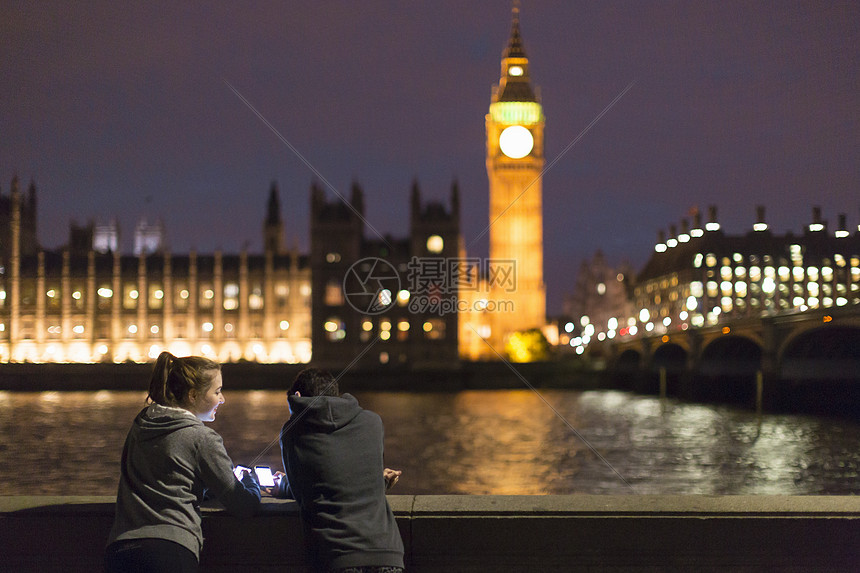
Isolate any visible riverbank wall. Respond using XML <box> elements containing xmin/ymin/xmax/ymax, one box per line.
<box><xmin>2</xmin><ymin>495</ymin><xmax>858</xmax><ymax>572</ymax></box>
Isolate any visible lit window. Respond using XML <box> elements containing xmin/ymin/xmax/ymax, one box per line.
<box><xmin>324</xmin><ymin>318</ymin><xmax>345</xmax><ymax>341</ymax></box>
<box><xmin>707</xmin><ymin>281</ymin><xmax>719</xmax><ymax>298</ymax></box>
<box><xmin>249</xmin><ymin>285</ymin><xmax>264</xmax><ymax>310</ymax></box>
<box><xmin>224</xmin><ymin>283</ymin><xmax>239</xmax><ymax>310</ymax></box>
<box><xmin>397</xmin><ymin>290</ymin><xmax>410</xmax><ymax>306</ymax></box>
<box><xmin>749</xmin><ymin>267</ymin><xmax>761</xmax><ymax>282</ymax></box>
<box><xmin>377</xmin><ymin>289</ymin><xmax>393</xmax><ymax>308</ymax></box>
<box><xmin>149</xmin><ymin>285</ymin><xmax>164</xmax><ymax>309</ymax></box>
<box><xmin>324</xmin><ymin>281</ymin><xmax>344</xmax><ymax>306</ymax></box>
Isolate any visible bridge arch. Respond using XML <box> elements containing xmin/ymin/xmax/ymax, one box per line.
<box><xmin>777</xmin><ymin>325</ymin><xmax>860</xmax><ymax>417</ymax></box>
<box><xmin>693</xmin><ymin>335</ymin><xmax>763</xmax><ymax>405</ymax></box>
<box><xmin>607</xmin><ymin>348</ymin><xmax>644</xmax><ymax>391</ymax></box>
<box><xmin>780</xmin><ymin>325</ymin><xmax>860</xmax><ymax>380</ymax></box>
<box><xmin>700</xmin><ymin>335</ymin><xmax>763</xmax><ymax>376</ymax></box>
<box><xmin>649</xmin><ymin>343</ymin><xmax>688</xmax><ymax>396</ymax></box>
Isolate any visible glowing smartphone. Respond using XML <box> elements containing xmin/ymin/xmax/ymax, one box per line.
<box><xmin>254</xmin><ymin>466</ymin><xmax>275</xmax><ymax>487</ymax></box>
<box><xmin>233</xmin><ymin>465</ymin><xmax>251</xmax><ymax>480</ymax></box>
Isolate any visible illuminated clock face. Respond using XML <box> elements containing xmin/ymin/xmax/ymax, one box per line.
<box><xmin>499</xmin><ymin>125</ymin><xmax>534</xmax><ymax>159</ymax></box>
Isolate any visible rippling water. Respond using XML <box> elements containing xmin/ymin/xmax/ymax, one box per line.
<box><xmin>1</xmin><ymin>389</ymin><xmax>858</xmax><ymax>495</ymax></box>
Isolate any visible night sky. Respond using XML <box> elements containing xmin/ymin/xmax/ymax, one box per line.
<box><xmin>3</xmin><ymin>1</ymin><xmax>858</xmax><ymax>313</ymax></box>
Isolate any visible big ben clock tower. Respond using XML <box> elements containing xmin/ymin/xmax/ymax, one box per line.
<box><xmin>486</xmin><ymin>6</ymin><xmax>546</xmax><ymax>349</ymax></box>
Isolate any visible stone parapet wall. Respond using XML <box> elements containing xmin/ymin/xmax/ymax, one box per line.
<box><xmin>2</xmin><ymin>495</ymin><xmax>858</xmax><ymax>572</ymax></box>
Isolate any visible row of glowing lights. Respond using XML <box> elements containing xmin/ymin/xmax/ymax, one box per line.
<box><xmin>26</xmin><ymin>341</ymin><xmax>289</xmax><ymax>362</ymax></box>
<box><xmin>563</xmin><ymin>313</ymin><xmax>662</xmax><ymax>354</ymax></box>
<box><xmin>563</xmin><ymin>280</ymin><xmax>857</xmax><ymax>354</ymax></box>
<box><xmin>696</xmin><ymin>263</ymin><xmax>857</xmax><ymax>282</ymax></box>
<box><xmin>2</xmin><ymin>284</ymin><xmax>307</xmax><ymax>305</ymax></box>
<box><xmin>324</xmin><ymin>317</ymin><xmax>439</xmax><ymax>341</ymax></box>
<box><xmin>0</xmin><ymin>320</ymin><xmax>292</xmax><ymax>336</ymax></box>
<box><xmin>655</xmin><ymin>222</ymin><xmax>858</xmax><ymax>252</ymax></box>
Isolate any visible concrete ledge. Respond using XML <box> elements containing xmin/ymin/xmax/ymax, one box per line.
<box><xmin>2</xmin><ymin>495</ymin><xmax>859</xmax><ymax>572</ymax></box>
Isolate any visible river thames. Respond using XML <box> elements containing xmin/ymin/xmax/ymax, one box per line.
<box><xmin>1</xmin><ymin>388</ymin><xmax>858</xmax><ymax>496</ymax></box>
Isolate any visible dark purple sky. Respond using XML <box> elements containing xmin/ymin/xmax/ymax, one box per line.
<box><xmin>3</xmin><ymin>1</ymin><xmax>858</xmax><ymax>313</ymax></box>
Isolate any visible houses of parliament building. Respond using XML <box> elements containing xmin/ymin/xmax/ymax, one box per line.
<box><xmin>0</xmin><ymin>177</ymin><xmax>313</xmax><ymax>364</ymax></box>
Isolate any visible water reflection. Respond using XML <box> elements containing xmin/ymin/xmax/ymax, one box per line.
<box><xmin>0</xmin><ymin>389</ymin><xmax>858</xmax><ymax>496</ymax></box>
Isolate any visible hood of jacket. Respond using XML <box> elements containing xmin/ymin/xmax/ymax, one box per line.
<box><xmin>287</xmin><ymin>393</ymin><xmax>363</xmax><ymax>433</ymax></box>
<box><xmin>132</xmin><ymin>402</ymin><xmax>202</xmax><ymax>442</ymax></box>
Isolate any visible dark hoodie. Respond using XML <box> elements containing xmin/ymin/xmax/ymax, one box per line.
<box><xmin>108</xmin><ymin>403</ymin><xmax>260</xmax><ymax>560</ymax></box>
<box><xmin>280</xmin><ymin>393</ymin><xmax>404</xmax><ymax>571</ymax></box>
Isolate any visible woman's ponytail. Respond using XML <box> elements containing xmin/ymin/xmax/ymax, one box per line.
<box><xmin>147</xmin><ymin>351</ymin><xmax>176</xmax><ymax>405</ymax></box>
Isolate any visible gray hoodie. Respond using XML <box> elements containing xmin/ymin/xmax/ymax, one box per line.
<box><xmin>281</xmin><ymin>393</ymin><xmax>404</xmax><ymax>570</ymax></box>
<box><xmin>108</xmin><ymin>403</ymin><xmax>260</xmax><ymax>559</ymax></box>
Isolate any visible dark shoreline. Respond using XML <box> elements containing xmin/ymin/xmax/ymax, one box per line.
<box><xmin>0</xmin><ymin>360</ymin><xmax>599</xmax><ymax>393</ymax></box>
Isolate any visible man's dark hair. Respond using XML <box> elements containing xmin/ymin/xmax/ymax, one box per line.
<box><xmin>290</xmin><ymin>368</ymin><xmax>339</xmax><ymax>397</ymax></box>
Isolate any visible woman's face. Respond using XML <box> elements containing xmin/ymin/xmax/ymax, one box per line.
<box><xmin>189</xmin><ymin>371</ymin><xmax>225</xmax><ymax>422</ymax></box>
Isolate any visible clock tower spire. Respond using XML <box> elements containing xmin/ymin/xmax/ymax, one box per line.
<box><xmin>485</xmin><ymin>4</ymin><xmax>546</xmax><ymax>353</ymax></box>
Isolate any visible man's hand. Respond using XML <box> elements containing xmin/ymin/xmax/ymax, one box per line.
<box><xmin>263</xmin><ymin>471</ymin><xmax>286</xmax><ymax>497</ymax></box>
<box><xmin>383</xmin><ymin>468</ymin><xmax>402</xmax><ymax>490</ymax></box>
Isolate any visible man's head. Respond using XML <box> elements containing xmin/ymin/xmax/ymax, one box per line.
<box><xmin>290</xmin><ymin>368</ymin><xmax>339</xmax><ymax>397</ymax></box>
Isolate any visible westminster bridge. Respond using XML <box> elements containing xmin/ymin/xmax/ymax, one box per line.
<box><xmin>593</xmin><ymin>305</ymin><xmax>860</xmax><ymax>416</ymax></box>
